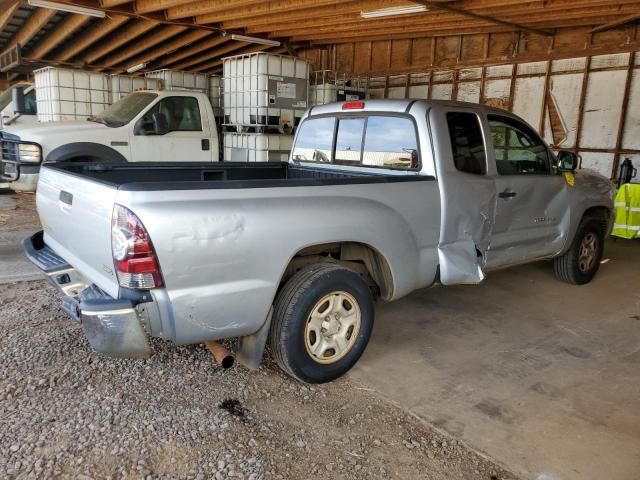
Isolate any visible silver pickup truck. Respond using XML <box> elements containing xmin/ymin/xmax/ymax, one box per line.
<box><xmin>24</xmin><ymin>100</ymin><xmax>614</xmax><ymax>384</ymax></box>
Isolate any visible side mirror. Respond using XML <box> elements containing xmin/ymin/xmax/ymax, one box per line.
<box><xmin>11</xmin><ymin>86</ymin><xmax>26</xmax><ymax>115</ymax></box>
<box><xmin>151</xmin><ymin>112</ymin><xmax>169</xmax><ymax>135</ymax></box>
<box><xmin>557</xmin><ymin>151</ymin><xmax>579</xmax><ymax>172</ymax></box>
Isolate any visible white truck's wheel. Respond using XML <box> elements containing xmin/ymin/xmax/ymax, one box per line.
<box><xmin>270</xmin><ymin>263</ymin><xmax>374</xmax><ymax>384</ymax></box>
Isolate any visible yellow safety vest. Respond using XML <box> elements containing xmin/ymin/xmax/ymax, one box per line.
<box><xmin>612</xmin><ymin>183</ymin><xmax>640</xmax><ymax>239</ymax></box>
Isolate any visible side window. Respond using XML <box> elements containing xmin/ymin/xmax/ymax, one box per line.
<box><xmin>363</xmin><ymin>116</ymin><xmax>418</xmax><ymax>169</ymax></box>
<box><xmin>291</xmin><ymin>117</ymin><xmax>335</xmax><ymax>162</ymax></box>
<box><xmin>146</xmin><ymin>96</ymin><xmax>202</xmax><ymax>132</ymax></box>
<box><xmin>335</xmin><ymin>118</ymin><xmax>365</xmax><ymax>165</ymax></box>
<box><xmin>24</xmin><ymin>90</ymin><xmax>37</xmax><ymax>115</ymax></box>
<box><xmin>488</xmin><ymin>115</ymin><xmax>550</xmax><ymax>175</ymax></box>
<box><xmin>446</xmin><ymin>112</ymin><xmax>486</xmax><ymax>175</ymax></box>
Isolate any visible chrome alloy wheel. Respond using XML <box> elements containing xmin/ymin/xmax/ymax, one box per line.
<box><xmin>304</xmin><ymin>291</ymin><xmax>361</xmax><ymax>364</ymax></box>
<box><xmin>578</xmin><ymin>232</ymin><xmax>599</xmax><ymax>273</ymax></box>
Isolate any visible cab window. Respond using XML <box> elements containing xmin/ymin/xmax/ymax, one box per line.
<box><xmin>362</xmin><ymin>116</ymin><xmax>419</xmax><ymax>169</ymax></box>
<box><xmin>335</xmin><ymin>118</ymin><xmax>365</xmax><ymax>165</ymax></box>
<box><xmin>446</xmin><ymin>112</ymin><xmax>486</xmax><ymax>175</ymax></box>
<box><xmin>488</xmin><ymin>115</ymin><xmax>550</xmax><ymax>175</ymax></box>
<box><xmin>24</xmin><ymin>90</ymin><xmax>37</xmax><ymax>115</ymax></box>
<box><xmin>292</xmin><ymin>114</ymin><xmax>419</xmax><ymax>170</ymax></box>
<box><xmin>291</xmin><ymin>117</ymin><xmax>335</xmax><ymax>162</ymax></box>
<box><xmin>146</xmin><ymin>96</ymin><xmax>202</xmax><ymax>132</ymax></box>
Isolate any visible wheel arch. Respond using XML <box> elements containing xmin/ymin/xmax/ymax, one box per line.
<box><xmin>581</xmin><ymin>205</ymin><xmax>612</xmax><ymax>234</ymax></box>
<box><xmin>278</xmin><ymin>241</ymin><xmax>395</xmax><ymax>301</ymax></box>
<box><xmin>46</xmin><ymin>142</ymin><xmax>128</xmax><ymax>163</ymax></box>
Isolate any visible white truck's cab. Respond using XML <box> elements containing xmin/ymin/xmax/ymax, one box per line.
<box><xmin>0</xmin><ymin>83</ymin><xmax>39</xmax><ymax>130</ymax></box>
<box><xmin>0</xmin><ymin>90</ymin><xmax>220</xmax><ymax>192</ymax></box>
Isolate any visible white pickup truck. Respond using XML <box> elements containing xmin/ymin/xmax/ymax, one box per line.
<box><xmin>1</xmin><ymin>90</ymin><xmax>220</xmax><ymax>191</ymax></box>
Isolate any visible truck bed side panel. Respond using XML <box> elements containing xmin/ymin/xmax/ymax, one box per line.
<box><xmin>116</xmin><ymin>180</ymin><xmax>441</xmax><ymax>344</ymax></box>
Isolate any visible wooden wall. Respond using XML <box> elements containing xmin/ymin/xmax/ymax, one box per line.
<box><xmin>299</xmin><ymin>25</ymin><xmax>640</xmax><ymax>179</ymax></box>
<box><xmin>299</xmin><ymin>25</ymin><xmax>640</xmax><ymax>75</ymax></box>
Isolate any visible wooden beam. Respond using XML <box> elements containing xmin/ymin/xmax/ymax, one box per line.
<box><xmin>100</xmin><ymin>24</ymin><xmax>187</xmax><ymax>66</ymax></box>
<box><xmin>590</xmin><ymin>12</ymin><xmax>640</xmax><ymax>33</ymax></box>
<box><xmin>101</xmin><ymin>0</ymin><xmax>135</xmax><ymax>6</ymax></box>
<box><xmin>28</xmin><ymin>14</ymin><xmax>90</xmax><ymax>59</ymax></box>
<box><xmin>113</xmin><ymin>28</ymin><xmax>211</xmax><ymax>71</ymax></box>
<box><xmin>80</xmin><ymin>19</ymin><xmax>156</xmax><ymax>64</ymax></box>
<box><xmin>0</xmin><ymin>1</ymin><xmax>20</xmax><ymax>33</ymax></box>
<box><xmin>193</xmin><ymin>0</ymin><xmax>358</xmax><ymax>24</ymax></box>
<box><xmin>414</xmin><ymin>0</ymin><xmax>553</xmax><ymax>36</ymax></box>
<box><xmin>135</xmin><ymin>0</ymin><xmax>196</xmax><ymax>13</ymax></box>
<box><xmin>199</xmin><ymin>45</ymin><xmax>287</xmax><ymax>73</ymax></box>
<box><xmin>160</xmin><ymin>34</ymin><xmax>229</xmax><ymax>66</ymax></box>
<box><xmin>9</xmin><ymin>8</ymin><xmax>56</xmax><ymax>49</ymax></box>
<box><xmin>52</xmin><ymin>14</ymin><xmax>129</xmax><ymax>61</ymax></box>
<box><xmin>167</xmin><ymin>0</ymin><xmax>292</xmax><ymax>20</ymax></box>
<box><xmin>222</xmin><ymin>0</ymin><xmax>411</xmax><ymax>29</ymax></box>
<box><xmin>169</xmin><ymin>40</ymin><xmax>247</xmax><ymax>70</ymax></box>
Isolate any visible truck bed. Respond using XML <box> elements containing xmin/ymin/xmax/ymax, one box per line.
<box><xmin>44</xmin><ymin>162</ymin><xmax>432</xmax><ymax>191</ymax></box>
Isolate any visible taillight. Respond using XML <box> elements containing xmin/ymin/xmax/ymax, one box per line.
<box><xmin>342</xmin><ymin>101</ymin><xmax>365</xmax><ymax>110</ymax></box>
<box><xmin>111</xmin><ymin>204</ymin><xmax>163</xmax><ymax>289</ymax></box>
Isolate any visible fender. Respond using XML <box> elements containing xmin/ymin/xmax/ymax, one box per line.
<box><xmin>46</xmin><ymin>142</ymin><xmax>128</xmax><ymax>163</ymax></box>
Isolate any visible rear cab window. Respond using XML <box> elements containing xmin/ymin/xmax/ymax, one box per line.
<box><xmin>292</xmin><ymin>114</ymin><xmax>420</xmax><ymax>171</ymax></box>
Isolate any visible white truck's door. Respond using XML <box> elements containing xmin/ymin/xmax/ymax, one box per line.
<box><xmin>483</xmin><ymin>114</ymin><xmax>570</xmax><ymax>269</ymax></box>
<box><xmin>129</xmin><ymin>94</ymin><xmax>214</xmax><ymax>162</ymax></box>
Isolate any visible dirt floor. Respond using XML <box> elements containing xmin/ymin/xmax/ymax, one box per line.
<box><xmin>0</xmin><ymin>192</ymin><xmax>515</xmax><ymax>479</ymax></box>
<box><xmin>0</xmin><ymin>192</ymin><xmax>38</xmax><ymax>233</ymax></box>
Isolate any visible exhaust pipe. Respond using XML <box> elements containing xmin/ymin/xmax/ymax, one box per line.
<box><xmin>204</xmin><ymin>341</ymin><xmax>235</xmax><ymax>369</ymax></box>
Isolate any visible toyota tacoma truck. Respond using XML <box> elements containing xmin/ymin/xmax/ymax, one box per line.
<box><xmin>23</xmin><ymin>100</ymin><xmax>615</xmax><ymax>384</ymax></box>
<box><xmin>1</xmin><ymin>89</ymin><xmax>220</xmax><ymax>192</ymax></box>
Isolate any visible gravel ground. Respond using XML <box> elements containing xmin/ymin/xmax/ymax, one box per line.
<box><xmin>0</xmin><ymin>281</ymin><xmax>517</xmax><ymax>480</ymax></box>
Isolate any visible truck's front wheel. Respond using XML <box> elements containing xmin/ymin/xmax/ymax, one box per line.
<box><xmin>270</xmin><ymin>263</ymin><xmax>374</xmax><ymax>383</ymax></box>
<box><xmin>553</xmin><ymin>217</ymin><xmax>605</xmax><ymax>285</ymax></box>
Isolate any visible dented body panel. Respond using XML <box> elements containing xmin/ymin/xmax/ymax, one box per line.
<box><xmin>30</xmin><ymin>99</ymin><xmax>614</xmax><ymax>356</ymax></box>
<box><xmin>114</xmin><ymin>180</ymin><xmax>440</xmax><ymax>343</ymax></box>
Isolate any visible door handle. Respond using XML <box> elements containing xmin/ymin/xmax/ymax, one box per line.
<box><xmin>499</xmin><ymin>190</ymin><xmax>517</xmax><ymax>199</ymax></box>
<box><xmin>201</xmin><ymin>139</ymin><xmax>210</xmax><ymax>151</ymax></box>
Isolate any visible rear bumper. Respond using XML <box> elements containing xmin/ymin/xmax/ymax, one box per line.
<box><xmin>23</xmin><ymin>231</ymin><xmax>151</xmax><ymax>358</ymax></box>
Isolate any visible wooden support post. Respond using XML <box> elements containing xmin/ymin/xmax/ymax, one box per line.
<box><xmin>611</xmin><ymin>52</ymin><xmax>636</xmax><ymax>180</ymax></box>
<box><xmin>538</xmin><ymin>60</ymin><xmax>552</xmax><ymax>135</ymax></box>
<box><xmin>573</xmin><ymin>54</ymin><xmax>593</xmax><ymax>170</ymax></box>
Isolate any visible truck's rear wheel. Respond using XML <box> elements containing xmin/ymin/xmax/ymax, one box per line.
<box><xmin>270</xmin><ymin>263</ymin><xmax>374</xmax><ymax>383</ymax></box>
<box><xmin>553</xmin><ymin>217</ymin><xmax>605</xmax><ymax>285</ymax></box>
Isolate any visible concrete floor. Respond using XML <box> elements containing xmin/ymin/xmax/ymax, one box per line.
<box><xmin>351</xmin><ymin>239</ymin><xmax>640</xmax><ymax>480</ymax></box>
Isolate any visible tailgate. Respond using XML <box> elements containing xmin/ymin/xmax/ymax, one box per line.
<box><xmin>37</xmin><ymin>165</ymin><xmax>120</xmax><ymax>298</ymax></box>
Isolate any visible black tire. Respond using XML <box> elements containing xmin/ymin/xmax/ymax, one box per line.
<box><xmin>269</xmin><ymin>263</ymin><xmax>375</xmax><ymax>384</ymax></box>
<box><xmin>553</xmin><ymin>217</ymin><xmax>606</xmax><ymax>285</ymax></box>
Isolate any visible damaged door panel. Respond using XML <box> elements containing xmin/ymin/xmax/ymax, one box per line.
<box><xmin>430</xmin><ymin>108</ymin><xmax>496</xmax><ymax>284</ymax></box>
